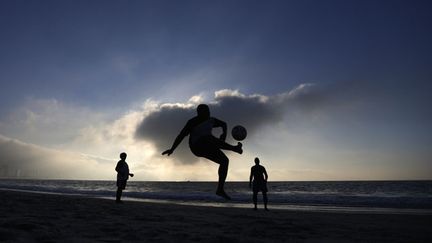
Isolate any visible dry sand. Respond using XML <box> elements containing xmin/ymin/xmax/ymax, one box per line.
<box><xmin>0</xmin><ymin>190</ymin><xmax>431</xmax><ymax>242</ymax></box>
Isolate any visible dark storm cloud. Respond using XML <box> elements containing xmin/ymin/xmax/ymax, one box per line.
<box><xmin>135</xmin><ymin>104</ymin><xmax>197</xmax><ymax>164</ymax></box>
<box><xmin>135</xmin><ymin>80</ymin><xmax>432</xmax><ymax>165</ymax></box>
<box><xmin>135</xmin><ymin>85</ymin><xmax>316</xmax><ymax>164</ymax></box>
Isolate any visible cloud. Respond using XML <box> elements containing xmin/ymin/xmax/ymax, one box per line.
<box><xmin>0</xmin><ymin>98</ymin><xmax>108</xmax><ymax>146</ymax></box>
<box><xmin>0</xmin><ymin>134</ymin><xmax>112</xmax><ymax>179</ymax></box>
<box><xmin>0</xmin><ymin>133</ymin><xmax>226</xmax><ymax>181</ymax></box>
<box><xmin>135</xmin><ymin>84</ymin><xmax>317</xmax><ymax>164</ymax></box>
<box><xmin>2</xmin><ymin>81</ymin><xmax>429</xmax><ymax>180</ymax></box>
<box><xmin>134</xmin><ymin>80</ymin><xmax>432</xmax><ymax>169</ymax></box>
<box><xmin>0</xmin><ymin>97</ymin><xmax>219</xmax><ymax>180</ymax></box>
<box><xmin>0</xmin><ymin>99</ymin><xmax>163</xmax><ymax>180</ymax></box>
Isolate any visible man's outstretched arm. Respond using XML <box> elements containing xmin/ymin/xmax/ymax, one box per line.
<box><xmin>162</xmin><ymin>122</ymin><xmax>190</xmax><ymax>156</ymax></box>
<box><xmin>162</xmin><ymin>134</ymin><xmax>185</xmax><ymax>155</ymax></box>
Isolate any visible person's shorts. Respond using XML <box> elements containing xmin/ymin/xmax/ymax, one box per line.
<box><xmin>190</xmin><ymin>135</ymin><xmax>220</xmax><ymax>157</ymax></box>
<box><xmin>117</xmin><ymin>179</ymin><xmax>127</xmax><ymax>190</ymax></box>
<box><xmin>253</xmin><ymin>181</ymin><xmax>268</xmax><ymax>193</ymax></box>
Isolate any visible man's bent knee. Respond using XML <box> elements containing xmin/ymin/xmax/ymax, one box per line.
<box><xmin>220</xmin><ymin>157</ymin><xmax>229</xmax><ymax>167</ymax></box>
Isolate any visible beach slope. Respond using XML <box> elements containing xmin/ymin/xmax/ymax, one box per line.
<box><xmin>0</xmin><ymin>190</ymin><xmax>431</xmax><ymax>242</ymax></box>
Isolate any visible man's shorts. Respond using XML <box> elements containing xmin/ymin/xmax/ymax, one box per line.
<box><xmin>117</xmin><ymin>179</ymin><xmax>127</xmax><ymax>190</ymax></box>
<box><xmin>190</xmin><ymin>135</ymin><xmax>220</xmax><ymax>157</ymax></box>
<box><xmin>253</xmin><ymin>180</ymin><xmax>268</xmax><ymax>193</ymax></box>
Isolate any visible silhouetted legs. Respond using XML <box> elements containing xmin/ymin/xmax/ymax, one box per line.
<box><xmin>253</xmin><ymin>191</ymin><xmax>268</xmax><ymax>211</ymax></box>
<box><xmin>116</xmin><ymin>188</ymin><xmax>123</xmax><ymax>203</ymax></box>
<box><xmin>253</xmin><ymin>191</ymin><xmax>258</xmax><ymax>210</ymax></box>
<box><xmin>199</xmin><ymin>135</ymin><xmax>242</xmax><ymax>153</ymax></box>
<box><xmin>116</xmin><ymin>180</ymin><xmax>127</xmax><ymax>203</ymax></box>
<box><xmin>263</xmin><ymin>191</ymin><xmax>268</xmax><ymax>211</ymax></box>
<box><xmin>215</xmin><ymin>140</ymin><xmax>243</xmax><ymax>154</ymax></box>
<box><xmin>191</xmin><ymin>136</ymin><xmax>243</xmax><ymax>200</ymax></box>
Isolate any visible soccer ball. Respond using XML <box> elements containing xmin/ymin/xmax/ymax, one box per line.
<box><xmin>231</xmin><ymin>125</ymin><xmax>247</xmax><ymax>141</ymax></box>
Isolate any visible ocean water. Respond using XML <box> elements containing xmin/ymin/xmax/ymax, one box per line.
<box><xmin>1</xmin><ymin>179</ymin><xmax>431</xmax><ymax>212</ymax></box>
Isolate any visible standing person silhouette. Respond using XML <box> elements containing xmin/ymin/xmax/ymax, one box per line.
<box><xmin>249</xmin><ymin>157</ymin><xmax>269</xmax><ymax>211</ymax></box>
<box><xmin>162</xmin><ymin>104</ymin><xmax>243</xmax><ymax>200</ymax></box>
<box><xmin>115</xmin><ymin>152</ymin><xmax>134</xmax><ymax>203</ymax></box>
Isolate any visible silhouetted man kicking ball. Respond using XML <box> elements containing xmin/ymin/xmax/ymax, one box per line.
<box><xmin>162</xmin><ymin>104</ymin><xmax>243</xmax><ymax>200</ymax></box>
<box><xmin>249</xmin><ymin>157</ymin><xmax>268</xmax><ymax>210</ymax></box>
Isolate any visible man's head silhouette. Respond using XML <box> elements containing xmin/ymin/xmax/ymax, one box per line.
<box><xmin>120</xmin><ymin>152</ymin><xmax>127</xmax><ymax>160</ymax></box>
<box><xmin>197</xmin><ymin>104</ymin><xmax>210</xmax><ymax>118</ymax></box>
<box><xmin>255</xmin><ymin>157</ymin><xmax>260</xmax><ymax>165</ymax></box>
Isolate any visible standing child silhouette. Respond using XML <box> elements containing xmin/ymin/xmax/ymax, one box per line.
<box><xmin>162</xmin><ymin>104</ymin><xmax>243</xmax><ymax>200</ymax></box>
<box><xmin>115</xmin><ymin>152</ymin><xmax>134</xmax><ymax>203</ymax></box>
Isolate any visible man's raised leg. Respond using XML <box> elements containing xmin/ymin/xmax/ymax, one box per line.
<box><xmin>210</xmin><ymin>136</ymin><xmax>243</xmax><ymax>154</ymax></box>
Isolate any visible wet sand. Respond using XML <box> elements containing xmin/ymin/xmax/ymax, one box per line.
<box><xmin>0</xmin><ymin>190</ymin><xmax>431</xmax><ymax>242</ymax></box>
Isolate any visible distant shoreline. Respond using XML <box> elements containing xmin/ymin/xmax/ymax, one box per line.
<box><xmin>1</xmin><ymin>187</ymin><xmax>431</xmax><ymax>216</ymax></box>
<box><xmin>1</xmin><ymin>178</ymin><xmax>432</xmax><ymax>182</ymax></box>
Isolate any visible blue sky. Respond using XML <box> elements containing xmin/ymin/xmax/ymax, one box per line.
<box><xmin>0</xmin><ymin>0</ymin><xmax>431</xmax><ymax>180</ymax></box>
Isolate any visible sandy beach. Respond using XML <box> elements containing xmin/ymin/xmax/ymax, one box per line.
<box><xmin>0</xmin><ymin>190</ymin><xmax>431</xmax><ymax>242</ymax></box>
